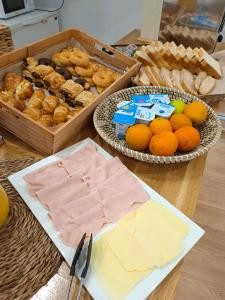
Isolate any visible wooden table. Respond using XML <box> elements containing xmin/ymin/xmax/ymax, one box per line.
<box><xmin>0</xmin><ymin>30</ymin><xmax>210</xmax><ymax>300</ymax></box>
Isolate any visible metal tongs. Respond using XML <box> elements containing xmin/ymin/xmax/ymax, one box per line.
<box><xmin>65</xmin><ymin>233</ymin><xmax>93</xmax><ymax>300</ymax></box>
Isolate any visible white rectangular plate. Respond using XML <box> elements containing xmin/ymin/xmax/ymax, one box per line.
<box><xmin>8</xmin><ymin>138</ymin><xmax>204</xmax><ymax>300</ymax></box>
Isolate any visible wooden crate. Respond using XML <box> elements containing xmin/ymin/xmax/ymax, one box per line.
<box><xmin>0</xmin><ymin>28</ymin><xmax>140</xmax><ymax>154</ymax></box>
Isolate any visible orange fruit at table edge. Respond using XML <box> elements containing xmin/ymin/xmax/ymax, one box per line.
<box><xmin>149</xmin><ymin>131</ymin><xmax>178</xmax><ymax>156</ymax></box>
<box><xmin>170</xmin><ymin>113</ymin><xmax>192</xmax><ymax>131</ymax></box>
<box><xmin>175</xmin><ymin>126</ymin><xmax>200</xmax><ymax>152</ymax></box>
<box><xmin>184</xmin><ymin>101</ymin><xmax>208</xmax><ymax>124</ymax></box>
<box><xmin>0</xmin><ymin>186</ymin><xmax>9</xmax><ymax>226</ymax></box>
<box><xmin>149</xmin><ymin>117</ymin><xmax>172</xmax><ymax>135</ymax></box>
<box><xmin>126</xmin><ymin>124</ymin><xmax>153</xmax><ymax>151</ymax></box>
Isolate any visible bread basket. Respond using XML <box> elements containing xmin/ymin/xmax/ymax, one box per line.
<box><xmin>93</xmin><ymin>86</ymin><xmax>222</xmax><ymax>164</ymax></box>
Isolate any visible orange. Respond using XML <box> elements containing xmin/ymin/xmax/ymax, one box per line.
<box><xmin>170</xmin><ymin>113</ymin><xmax>192</xmax><ymax>131</ymax></box>
<box><xmin>184</xmin><ymin>101</ymin><xmax>208</xmax><ymax>124</ymax></box>
<box><xmin>149</xmin><ymin>117</ymin><xmax>172</xmax><ymax>135</ymax></box>
<box><xmin>149</xmin><ymin>131</ymin><xmax>178</xmax><ymax>156</ymax></box>
<box><xmin>0</xmin><ymin>186</ymin><xmax>9</xmax><ymax>226</ymax></box>
<box><xmin>175</xmin><ymin>126</ymin><xmax>200</xmax><ymax>152</ymax></box>
<box><xmin>126</xmin><ymin>124</ymin><xmax>153</xmax><ymax>151</ymax></box>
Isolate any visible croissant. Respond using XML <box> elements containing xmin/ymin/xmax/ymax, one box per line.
<box><xmin>27</xmin><ymin>89</ymin><xmax>45</xmax><ymax>108</ymax></box>
<box><xmin>16</xmin><ymin>80</ymin><xmax>34</xmax><ymax>100</ymax></box>
<box><xmin>66</xmin><ymin>108</ymin><xmax>82</xmax><ymax>121</ymax></box>
<box><xmin>59</xmin><ymin>80</ymin><xmax>84</xmax><ymax>99</ymax></box>
<box><xmin>3</xmin><ymin>72</ymin><xmax>22</xmax><ymax>92</ymax></box>
<box><xmin>39</xmin><ymin>114</ymin><xmax>54</xmax><ymax>127</ymax></box>
<box><xmin>53</xmin><ymin>104</ymin><xmax>69</xmax><ymax>124</ymax></box>
<box><xmin>43</xmin><ymin>71</ymin><xmax>65</xmax><ymax>90</ymax></box>
<box><xmin>23</xmin><ymin>107</ymin><xmax>41</xmax><ymax>121</ymax></box>
<box><xmin>42</xmin><ymin>95</ymin><xmax>59</xmax><ymax>114</ymax></box>
<box><xmin>0</xmin><ymin>91</ymin><xmax>15</xmax><ymax>102</ymax></box>
<box><xmin>7</xmin><ymin>97</ymin><xmax>25</xmax><ymax>112</ymax></box>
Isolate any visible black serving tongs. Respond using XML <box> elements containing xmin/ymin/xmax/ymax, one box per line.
<box><xmin>65</xmin><ymin>233</ymin><xmax>93</xmax><ymax>300</ymax></box>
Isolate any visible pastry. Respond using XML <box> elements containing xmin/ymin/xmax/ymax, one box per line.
<box><xmin>39</xmin><ymin>114</ymin><xmax>54</xmax><ymax>127</ymax></box>
<box><xmin>43</xmin><ymin>71</ymin><xmax>65</xmax><ymax>90</ymax></box>
<box><xmin>0</xmin><ymin>90</ymin><xmax>15</xmax><ymax>102</ymax></box>
<box><xmin>194</xmin><ymin>71</ymin><xmax>207</xmax><ymax>91</ymax></box>
<box><xmin>42</xmin><ymin>95</ymin><xmax>59</xmax><ymax>114</ymax></box>
<box><xmin>90</xmin><ymin>61</ymin><xmax>105</xmax><ymax>72</ymax></box>
<box><xmin>66</xmin><ymin>66</ymin><xmax>77</xmax><ymax>76</ymax></box>
<box><xmin>24</xmin><ymin>57</ymin><xmax>38</xmax><ymax>72</ymax></box>
<box><xmin>83</xmin><ymin>77</ymin><xmax>95</xmax><ymax>87</ymax></box>
<box><xmin>70</xmin><ymin>48</ymin><xmax>89</xmax><ymax>67</ymax></box>
<box><xmin>38</xmin><ymin>58</ymin><xmax>56</xmax><ymax>69</ymax></box>
<box><xmin>93</xmin><ymin>70</ymin><xmax>112</xmax><ymax>88</ymax></box>
<box><xmin>56</xmin><ymin>68</ymin><xmax>72</xmax><ymax>80</ymax></box>
<box><xmin>66</xmin><ymin>108</ymin><xmax>82</xmax><ymax>121</ymax></box>
<box><xmin>96</xmin><ymin>86</ymin><xmax>106</xmax><ymax>94</ymax></box>
<box><xmin>16</xmin><ymin>80</ymin><xmax>34</xmax><ymax>100</ymax></box>
<box><xmin>199</xmin><ymin>76</ymin><xmax>216</xmax><ymax>95</ymax></box>
<box><xmin>59</xmin><ymin>80</ymin><xmax>84</xmax><ymax>99</ymax></box>
<box><xmin>32</xmin><ymin>65</ymin><xmax>54</xmax><ymax>79</ymax></box>
<box><xmin>75</xmin><ymin>64</ymin><xmax>94</xmax><ymax>77</ymax></box>
<box><xmin>22</xmin><ymin>70</ymin><xmax>34</xmax><ymax>83</ymax></box>
<box><xmin>51</xmin><ymin>52</ymin><xmax>63</xmax><ymax>67</ymax></box>
<box><xmin>75</xmin><ymin>91</ymin><xmax>96</xmax><ymax>106</ymax></box>
<box><xmin>34</xmin><ymin>79</ymin><xmax>45</xmax><ymax>88</ymax></box>
<box><xmin>28</xmin><ymin>89</ymin><xmax>45</xmax><ymax>108</ymax></box>
<box><xmin>3</xmin><ymin>72</ymin><xmax>22</xmax><ymax>92</ymax></box>
<box><xmin>23</xmin><ymin>107</ymin><xmax>41</xmax><ymax>121</ymax></box>
<box><xmin>58</xmin><ymin>49</ymin><xmax>72</xmax><ymax>66</ymax></box>
<box><xmin>7</xmin><ymin>98</ymin><xmax>25</xmax><ymax>112</ymax></box>
<box><xmin>53</xmin><ymin>104</ymin><xmax>69</xmax><ymax>124</ymax></box>
<box><xmin>74</xmin><ymin>78</ymin><xmax>90</xmax><ymax>90</ymax></box>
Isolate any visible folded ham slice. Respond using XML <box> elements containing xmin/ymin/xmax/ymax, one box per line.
<box><xmin>24</xmin><ymin>143</ymin><xmax>105</xmax><ymax>196</ymax></box>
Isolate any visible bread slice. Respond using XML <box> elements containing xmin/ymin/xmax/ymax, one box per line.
<box><xmin>171</xmin><ymin>69</ymin><xmax>185</xmax><ymax>91</ymax></box>
<box><xmin>197</xmin><ymin>48</ymin><xmax>222</xmax><ymax>79</ymax></box>
<box><xmin>160</xmin><ymin>67</ymin><xmax>173</xmax><ymax>88</ymax></box>
<box><xmin>135</xmin><ymin>49</ymin><xmax>155</xmax><ymax>66</ymax></box>
<box><xmin>144</xmin><ymin>66</ymin><xmax>160</xmax><ymax>86</ymax></box>
<box><xmin>151</xmin><ymin>66</ymin><xmax>164</xmax><ymax>86</ymax></box>
<box><xmin>199</xmin><ymin>75</ymin><xmax>216</xmax><ymax>95</ymax></box>
<box><xmin>194</xmin><ymin>71</ymin><xmax>207</xmax><ymax>91</ymax></box>
<box><xmin>138</xmin><ymin>67</ymin><xmax>150</xmax><ymax>86</ymax></box>
<box><xmin>181</xmin><ymin>68</ymin><xmax>197</xmax><ymax>95</ymax></box>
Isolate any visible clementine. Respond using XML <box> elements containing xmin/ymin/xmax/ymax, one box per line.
<box><xmin>126</xmin><ymin>124</ymin><xmax>153</xmax><ymax>151</ymax></box>
<box><xmin>184</xmin><ymin>101</ymin><xmax>208</xmax><ymax>124</ymax></box>
<box><xmin>149</xmin><ymin>117</ymin><xmax>172</xmax><ymax>135</ymax></box>
<box><xmin>149</xmin><ymin>131</ymin><xmax>178</xmax><ymax>156</ymax></box>
<box><xmin>170</xmin><ymin>113</ymin><xmax>192</xmax><ymax>131</ymax></box>
<box><xmin>175</xmin><ymin>126</ymin><xmax>200</xmax><ymax>152</ymax></box>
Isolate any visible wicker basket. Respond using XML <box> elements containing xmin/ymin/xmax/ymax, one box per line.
<box><xmin>0</xmin><ymin>23</ymin><xmax>14</xmax><ymax>55</ymax></box>
<box><xmin>93</xmin><ymin>86</ymin><xmax>222</xmax><ymax>164</ymax></box>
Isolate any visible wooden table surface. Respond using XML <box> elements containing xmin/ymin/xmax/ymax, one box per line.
<box><xmin>0</xmin><ymin>30</ymin><xmax>214</xmax><ymax>300</ymax></box>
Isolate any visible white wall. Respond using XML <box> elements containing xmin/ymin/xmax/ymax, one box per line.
<box><xmin>59</xmin><ymin>0</ymin><xmax>143</xmax><ymax>44</ymax></box>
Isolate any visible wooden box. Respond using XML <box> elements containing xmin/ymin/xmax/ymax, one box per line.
<box><xmin>0</xmin><ymin>28</ymin><xmax>140</xmax><ymax>154</ymax></box>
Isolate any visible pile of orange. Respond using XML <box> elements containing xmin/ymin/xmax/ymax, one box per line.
<box><xmin>125</xmin><ymin>100</ymin><xmax>207</xmax><ymax>156</ymax></box>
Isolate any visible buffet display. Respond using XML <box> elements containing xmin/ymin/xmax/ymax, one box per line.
<box><xmin>0</xmin><ymin>29</ymin><xmax>140</xmax><ymax>154</ymax></box>
<box><xmin>134</xmin><ymin>40</ymin><xmax>222</xmax><ymax>95</ymax></box>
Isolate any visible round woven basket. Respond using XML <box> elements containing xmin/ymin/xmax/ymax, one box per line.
<box><xmin>93</xmin><ymin>86</ymin><xmax>222</xmax><ymax>164</ymax></box>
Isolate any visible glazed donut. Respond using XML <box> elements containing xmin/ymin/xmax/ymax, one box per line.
<box><xmin>39</xmin><ymin>58</ymin><xmax>56</xmax><ymax>69</ymax></box>
<box><xmin>75</xmin><ymin>64</ymin><xmax>94</xmax><ymax>77</ymax></box>
<box><xmin>70</xmin><ymin>49</ymin><xmax>89</xmax><ymax>67</ymax></box>
<box><xmin>56</xmin><ymin>68</ymin><xmax>72</xmax><ymax>80</ymax></box>
<box><xmin>59</xmin><ymin>49</ymin><xmax>72</xmax><ymax>66</ymax></box>
<box><xmin>93</xmin><ymin>71</ymin><xmax>112</xmax><ymax>88</ymax></box>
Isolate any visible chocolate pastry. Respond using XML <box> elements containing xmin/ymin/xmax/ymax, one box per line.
<box><xmin>34</xmin><ymin>80</ymin><xmax>45</xmax><ymax>88</ymax></box>
<box><xmin>39</xmin><ymin>58</ymin><xmax>56</xmax><ymax>69</ymax></box>
<box><xmin>56</xmin><ymin>68</ymin><xmax>72</xmax><ymax>80</ymax></box>
<box><xmin>22</xmin><ymin>70</ymin><xmax>34</xmax><ymax>82</ymax></box>
<box><xmin>74</xmin><ymin>78</ymin><xmax>90</xmax><ymax>90</ymax></box>
<box><xmin>63</xmin><ymin>95</ymin><xmax>76</xmax><ymax>107</ymax></box>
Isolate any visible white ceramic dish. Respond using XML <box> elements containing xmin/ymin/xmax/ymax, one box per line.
<box><xmin>8</xmin><ymin>137</ymin><xmax>205</xmax><ymax>300</ymax></box>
